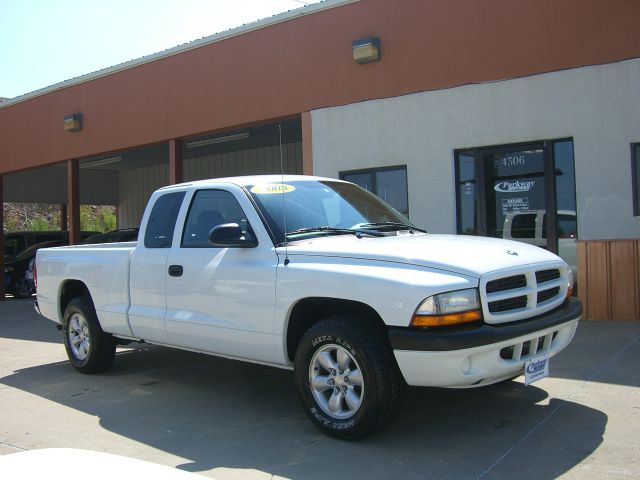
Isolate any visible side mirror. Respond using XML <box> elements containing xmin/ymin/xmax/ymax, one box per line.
<box><xmin>208</xmin><ymin>223</ymin><xmax>258</xmax><ymax>248</ymax></box>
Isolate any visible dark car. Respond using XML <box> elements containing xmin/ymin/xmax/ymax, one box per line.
<box><xmin>4</xmin><ymin>240</ymin><xmax>64</xmax><ymax>298</ymax></box>
<box><xmin>4</xmin><ymin>230</ymin><xmax>99</xmax><ymax>259</ymax></box>
<box><xmin>81</xmin><ymin>228</ymin><xmax>139</xmax><ymax>245</ymax></box>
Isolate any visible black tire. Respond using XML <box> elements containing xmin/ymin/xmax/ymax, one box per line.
<box><xmin>294</xmin><ymin>315</ymin><xmax>403</xmax><ymax>440</ymax></box>
<box><xmin>62</xmin><ymin>297</ymin><xmax>116</xmax><ymax>374</ymax></box>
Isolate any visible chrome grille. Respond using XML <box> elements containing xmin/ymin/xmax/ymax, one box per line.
<box><xmin>481</xmin><ymin>264</ymin><xmax>567</xmax><ymax>324</ymax></box>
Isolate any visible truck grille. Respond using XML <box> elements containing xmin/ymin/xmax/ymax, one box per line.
<box><xmin>500</xmin><ymin>332</ymin><xmax>559</xmax><ymax>361</ymax></box>
<box><xmin>480</xmin><ymin>264</ymin><xmax>568</xmax><ymax>324</ymax></box>
<box><xmin>489</xmin><ymin>295</ymin><xmax>528</xmax><ymax>313</ymax></box>
<box><xmin>536</xmin><ymin>269</ymin><xmax>561</xmax><ymax>284</ymax></box>
<box><xmin>537</xmin><ymin>287</ymin><xmax>560</xmax><ymax>304</ymax></box>
<box><xmin>486</xmin><ymin>275</ymin><xmax>527</xmax><ymax>293</ymax></box>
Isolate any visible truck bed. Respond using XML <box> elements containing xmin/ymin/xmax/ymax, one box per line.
<box><xmin>36</xmin><ymin>242</ymin><xmax>136</xmax><ymax>336</ymax></box>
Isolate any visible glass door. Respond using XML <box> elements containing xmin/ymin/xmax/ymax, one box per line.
<box><xmin>456</xmin><ymin>141</ymin><xmax>562</xmax><ymax>254</ymax></box>
<box><xmin>483</xmin><ymin>144</ymin><xmax>548</xmax><ymax>245</ymax></box>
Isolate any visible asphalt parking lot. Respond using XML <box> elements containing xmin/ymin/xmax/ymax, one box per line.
<box><xmin>0</xmin><ymin>298</ymin><xmax>638</xmax><ymax>479</ymax></box>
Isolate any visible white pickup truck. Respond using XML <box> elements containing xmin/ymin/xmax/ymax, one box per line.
<box><xmin>35</xmin><ymin>175</ymin><xmax>582</xmax><ymax>439</ymax></box>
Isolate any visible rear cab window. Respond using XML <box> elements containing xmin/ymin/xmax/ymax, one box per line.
<box><xmin>144</xmin><ymin>192</ymin><xmax>186</xmax><ymax>248</ymax></box>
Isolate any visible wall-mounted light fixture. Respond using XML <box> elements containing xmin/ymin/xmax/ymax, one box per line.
<box><xmin>64</xmin><ymin>113</ymin><xmax>83</xmax><ymax>132</ymax></box>
<box><xmin>186</xmin><ymin>132</ymin><xmax>250</xmax><ymax>148</ymax></box>
<box><xmin>352</xmin><ymin>37</ymin><xmax>381</xmax><ymax>64</ymax></box>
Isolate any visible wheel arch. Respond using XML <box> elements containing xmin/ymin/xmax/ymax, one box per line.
<box><xmin>285</xmin><ymin>297</ymin><xmax>388</xmax><ymax>362</ymax></box>
<box><xmin>59</xmin><ymin>279</ymin><xmax>94</xmax><ymax>320</ymax></box>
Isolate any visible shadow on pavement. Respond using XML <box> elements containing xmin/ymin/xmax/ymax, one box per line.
<box><xmin>0</xmin><ymin>298</ymin><xmax>60</xmax><ymax>344</ymax></box>
<box><xmin>549</xmin><ymin>320</ymin><xmax>640</xmax><ymax>388</ymax></box>
<box><xmin>0</xmin><ymin>343</ymin><xmax>607</xmax><ymax>480</ymax></box>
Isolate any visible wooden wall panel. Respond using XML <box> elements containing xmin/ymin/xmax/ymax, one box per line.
<box><xmin>578</xmin><ymin>239</ymin><xmax>640</xmax><ymax>320</ymax></box>
<box><xmin>586</xmin><ymin>241</ymin><xmax>611</xmax><ymax>320</ymax></box>
<box><xmin>610</xmin><ymin>241</ymin><xmax>638</xmax><ymax>320</ymax></box>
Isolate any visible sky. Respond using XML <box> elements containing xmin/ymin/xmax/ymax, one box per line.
<box><xmin>0</xmin><ymin>0</ymin><xmax>323</xmax><ymax>99</ymax></box>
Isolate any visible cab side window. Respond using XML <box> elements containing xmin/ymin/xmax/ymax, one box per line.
<box><xmin>144</xmin><ymin>192</ymin><xmax>186</xmax><ymax>248</ymax></box>
<box><xmin>182</xmin><ymin>190</ymin><xmax>252</xmax><ymax>247</ymax></box>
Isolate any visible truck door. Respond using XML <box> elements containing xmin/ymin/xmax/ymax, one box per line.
<box><xmin>129</xmin><ymin>191</ymin><xmax>185</xmax><ymax>343</ymax></box>
<box><xmin>164</xmin><ymin>187</ymin><xmax>279</xmax><ymax>363</ymax></box>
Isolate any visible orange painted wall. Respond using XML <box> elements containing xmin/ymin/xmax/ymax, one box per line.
<box><xmin>1</xmin><ymin>0</ymin><xmax>639</xmax><ymax>174</ymax></box>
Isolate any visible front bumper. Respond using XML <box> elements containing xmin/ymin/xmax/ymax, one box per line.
<box><xmin>389</xmin><ymin>297</ymin><xmax>582</xmax><ymax>388</ymax></box>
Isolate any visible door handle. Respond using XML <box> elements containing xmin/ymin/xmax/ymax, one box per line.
<box><xmin>168</xmin><ymin>265</ymin><xmax>183</xmax><ymax>277</ymax></box>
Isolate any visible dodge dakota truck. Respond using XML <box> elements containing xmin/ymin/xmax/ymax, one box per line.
<box><xmin>35</xmin><ymin>175</ymin><xmax>582</xmax><ymax>439</ymax></box>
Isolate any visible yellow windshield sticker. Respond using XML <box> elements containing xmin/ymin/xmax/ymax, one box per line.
<box><xmin>250</xmin><ymin>184</ymin><xmax>296</xmax><ymax>195</ymax></box>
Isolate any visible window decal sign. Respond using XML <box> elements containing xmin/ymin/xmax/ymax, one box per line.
<box><xmin>494</xmin><ymin>180</ymin><xmax>536</xmax><ymax>193</ymax></box>
<box><xmin>250</xmin><ymin>184</ymin><xmax>296</xmax><ymax>195</ymax></box>
<box><xmin>501</xmin><ymin>197</ymin><xmax>529</xmax><ymax>214</ymax></box>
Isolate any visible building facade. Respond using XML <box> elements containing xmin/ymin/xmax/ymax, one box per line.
<box><xmin>1</xmin><ymin>0</ymin><xmax>639</xmax><ymax>318</ymax></box>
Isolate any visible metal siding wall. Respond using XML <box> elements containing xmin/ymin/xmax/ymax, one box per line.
<box><xmin>117</xmin><ymin>143</ymin><xmax>302</xmax><ymax>228</ymax></box>
<box><xmin>118</xmin><ymin>163</ymin><xmax>168</xmax><ymax>228</ymax></box>
<box><xmin>3</xmin><ymin>166</ymin><xmax>118</xmax><ymax>205</ymax></box>
<box><xmin>184</xmin><ymin>143</ymin><xmax>302</xmax><ymax>181</ymax></box>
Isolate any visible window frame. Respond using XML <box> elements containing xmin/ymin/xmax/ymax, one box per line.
<box><xmin>339</xmin><ymin>165</ymin><xmax>409</xmax><ymax>217</ymax></box>
<box><xmin>632</xmin><ymin>142</ymin><xmax>640</xmax><ymax>217</ymax></box>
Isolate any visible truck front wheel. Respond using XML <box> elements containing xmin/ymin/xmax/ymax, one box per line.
<box><xmin>294</xmin><ymin>316</ymin><xmax>403</xmax><ymax>440</ymax></box>
<box><xmin>62</xmin><ymin>297</ymin><xmax>116</xmax><ymax>373</ymax></box>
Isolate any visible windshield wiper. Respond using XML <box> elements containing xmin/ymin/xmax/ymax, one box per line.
<box><xmin>355</xmin><ymin>222</ymin><xmax>427</xmax><ymax>233</ymax></box>
<box><xmin>286</xmin><ymin>226</ymin><xmax>384</xmax><ymax>239</ymax></box>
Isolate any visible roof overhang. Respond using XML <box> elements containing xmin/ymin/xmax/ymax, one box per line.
<box><xmin>0</xmin><ymin>0</ymin><xmax>360</xmax><ymax>109</ymax></box>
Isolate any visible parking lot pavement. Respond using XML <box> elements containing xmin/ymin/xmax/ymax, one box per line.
<box><xmin>0</xmin><ymin>299</ymin><xmax>638</xmax><ymax>480</ymax></box>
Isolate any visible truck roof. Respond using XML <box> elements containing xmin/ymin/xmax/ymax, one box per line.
<box><xmin>158</xmin><ymin>174</ymin><xmax>343</xmax><ymax>191</ymax></box>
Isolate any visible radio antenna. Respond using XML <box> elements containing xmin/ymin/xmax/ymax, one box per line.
<box><xmin>279</xmin><ymin>123</ymin><xmax>289</xmax><ymax>265</ymax></box>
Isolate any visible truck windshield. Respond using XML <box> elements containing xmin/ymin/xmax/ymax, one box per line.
<box><xmin>246</xmin><ymin>180</ymin><xmax>416</xmax><ymax>244</ymax></box>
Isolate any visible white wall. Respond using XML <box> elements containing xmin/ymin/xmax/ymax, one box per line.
<box><xmin>311</xmin><ymin>58</ymin><xmax>640</xmax><ymax>241</ymax></box>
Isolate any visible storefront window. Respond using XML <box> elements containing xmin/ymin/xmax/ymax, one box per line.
<box><xmin>340</xmin><ymin>166</ymin><xmax>409</xmax><ymax>216</ymax></box>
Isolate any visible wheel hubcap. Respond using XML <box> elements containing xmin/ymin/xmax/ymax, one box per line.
<box><xmin>68</xmin><ymin>313</ymin><xmax>90</xmax><ymax>361</ymax></box>
<box><xmin>309</xmin><ymin>344</ymin><xmax>364</xmax><ymax>419</ymax></box>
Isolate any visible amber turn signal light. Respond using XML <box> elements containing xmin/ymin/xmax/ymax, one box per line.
<box><xmin>411</xmin><ymin>309</ymin><xmax>482</xmax><ymax>327</ymax></box>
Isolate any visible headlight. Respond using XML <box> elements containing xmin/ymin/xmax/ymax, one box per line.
<box><xmin>411</xmin><ymin>288</ymin><xmax>482</xmax><ymax>327</ymax></box>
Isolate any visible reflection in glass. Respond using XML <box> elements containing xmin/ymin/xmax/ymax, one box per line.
<box><xmin>341</xmin><ymin>167</ymin><xmax>409</xmax><ymax>217</ymax></box>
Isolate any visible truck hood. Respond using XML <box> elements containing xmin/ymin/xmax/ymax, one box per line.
<box><xmin>282</xmin><ymin>233</ymin><xmax>564</xmax><ymax>278</ymax></box>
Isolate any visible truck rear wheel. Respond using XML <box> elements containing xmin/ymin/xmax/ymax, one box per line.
<box><xmin>294</xmin><ymin>315</ymin><xmax>403</xmax><ymax>440</ymax></box>
<box><xmin>62</xmin><ymin>297</ymin><xmax>116</xmax><ymax>374</ymax></box>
